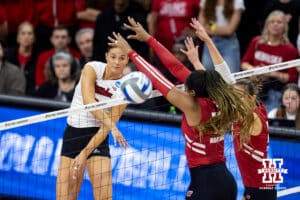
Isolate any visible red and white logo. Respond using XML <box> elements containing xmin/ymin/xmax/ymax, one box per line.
<box><xmin>257</xmin><ymin>158</ymin><xmax>288</xmax><ymax>183</ymax></box>
<box><xmin>186</xmin><ymin>190</ymin><xmax>193</xmax><ymax>197</ymax></box>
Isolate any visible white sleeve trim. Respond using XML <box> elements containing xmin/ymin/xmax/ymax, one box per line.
<box><xmin>214</xmin><ymin>61</ymin><xmax>236</xmax><ymax>85</ymax></box>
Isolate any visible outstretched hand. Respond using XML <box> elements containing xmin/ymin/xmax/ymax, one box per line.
<box><xmin>108</xmin><ymin>32</ymin><xmax>133</xmax><ymax>55</ymax></box>
<box><xmin>124</xmin><ymin>16</ymin><xmax>151</xmax><ymax>42</ymax></box>
<box><xmin>181</xmin><ymin>37</ymin><xmax>206</xmax><ymax>71</ymax></box>
<box><xmin>181</xmin><ymin>37</ymin><xmax>199</xmax><ymax>64</ymax></box>
<box><xmin>190</xmin><ymin>18</ymin><xmax>210</xmax><ymax>42</ymax></box>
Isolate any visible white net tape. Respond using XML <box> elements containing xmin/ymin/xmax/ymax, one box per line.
<box><xmin>1</xmin><ymin>58</ymin><xmax>300</xmax><ymax>130</ymax></box>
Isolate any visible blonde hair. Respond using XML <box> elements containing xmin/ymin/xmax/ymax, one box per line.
<box><xmin>261</xmin><ymin>10</ymin><xmax>289</xmax><ymax>44</ymax></box>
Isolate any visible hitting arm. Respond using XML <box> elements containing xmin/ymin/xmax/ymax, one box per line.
<box><xmin>81</xmin><ymin>65</ymin><xmax>119</xmax><ymax>130</ymax></box>
<box><xmin>79</xmin><ymin>103</ymin><xmax>128</xmax><ymax>157</ymax></box>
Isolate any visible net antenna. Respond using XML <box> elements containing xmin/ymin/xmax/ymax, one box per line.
<box><xmin>1</xmin><ymin>58</ymin><xmax>300</xmax><ymax>131</ymax></box>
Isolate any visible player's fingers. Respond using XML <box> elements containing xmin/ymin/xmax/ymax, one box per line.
<box><xmin>180</xmin><ymin>49</ymin><xmax>187</xmax><ymax>55</ymax></box>
<box><xmin>124</xmin><ymin>23</ymin><xmax>134</xmax><ymax>31</ymax></box>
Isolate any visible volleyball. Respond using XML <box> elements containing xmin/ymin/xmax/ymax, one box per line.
<box><xmin>120</xmin><ymin>71</ymin><xmax>152</xmax><ymax>104</ymax></box>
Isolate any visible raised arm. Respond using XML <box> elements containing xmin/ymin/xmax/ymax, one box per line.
<box><xmin>190</xmin><ymin>18</ymin><xmax>236</xmax><ymax>84</ymax></box>
<box><xmin>109</xmin><ymin>32</ymin><xmax>199</xmax><ymax>117</ymax></box>
<box><xmin>181</xmin><ymin>36</ymin><xmax>206</xmax><ymax>71</ymax></box>
<box><xmin>79</xmin><ymin>103</ymin><xmax>128</xmax><ymax>157</ymax></box>
<box><xmin>81</xmin><ymin>65</ymin><xmax>125</xmax><ymax>133</ymax></box>
<box><xmin>125</xmin><ymin>17</ymin><xmax>191</xmax><ymax>83</ymax></box>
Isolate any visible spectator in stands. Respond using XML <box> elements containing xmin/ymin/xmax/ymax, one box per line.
<box><xmin>241</xmin><ymin>10</ymin><xmax>299</xmax><ymax>112</ymax></box>
<box><xmin>75</xmin><ymin>28</ymin><xmax>94</xmax><ymax>68</ymax></box>
<box><xmin>35</xmin><ymin>25</ymin><xmax>80</xmax><ymax>88</ymax></box>
<box><xmin>76</xmin><ymin>0</ymin><xmax>112</xmax><ymax>29</ymax></box>
<box><xmin>198</xmin><ymin>0</ymin><xmax>244</xmax><ymax>73</ymax></box>
<box><xmin>268</xmin><ymin>83</ymin><xmax>300</xmax><ymax>129</ymax></box>
<box><xmin>0</xmin><ymin>5</ymin><xmax>8</xmax><ymax>41</ymax></box>
<box><xmin>263</xmin><ymin>0</ymin><xmax>300</xmax><ymax>47</ymax></box>
<box><xmin>1</xmin><ymin>0</ymin><xmax>36</xmax><ymax>47</ymax></box>
<box><xmin>92</xmin><ymin>0</ymin><xmax>149</xmax><ymax>62</ymax></box>
<box><xmin>35</xmin><ymin>0</ymin><xmax>78</xmax><ymax>52</ymax></box>
<box><xmin>147</xmin><ymin>0</ymin><xmax>200</xmax><ymax>83</ymax></box>
<box><xmin>6</xmin><ymin>22</ymin><xmax>38</xmax><ymax>95</ymax></box>
<box><xmin>148</xmin><ymin>0</ymin><xmax>200</xmax><ymax>51</ymax></box>
<box><xmin>0</xmin><ymin>40</ymin><xmax>26</xmax><ymax>95</ymax></box>
<box><xmin>34</xmin><ymin>52</ymin><xmax>80</xmax><ymax>102</ymax></box>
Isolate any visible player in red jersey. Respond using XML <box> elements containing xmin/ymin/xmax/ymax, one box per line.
<box><xmin>233</xmin><ymin>79</ymin><xmax>277</xmax><ymax>200</ymax></box>
<box><xmin>182</xmin><ymin>20</ymin><xmax>277</xmax><ymax>199</ymax></box>
<box><xmin>109</xmin><ymin>17</ymin><xmax>254</xmax><ymax>200</ymax></box>
<box><xmin>175</xmin><ymin>17</ymin><xmax>277</xmax><ymax>200</ymax></box>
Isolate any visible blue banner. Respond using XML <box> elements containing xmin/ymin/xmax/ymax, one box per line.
<box><xmin>0</xmin><ymin>106</ymin><xmax>299</xmax><ymax>199</ymax></box>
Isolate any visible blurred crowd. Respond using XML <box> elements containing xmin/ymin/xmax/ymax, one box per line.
<box><xmin>0</xmin><ymin>0</ymin><xmax>300</xmax><ymax>127</ymax></box>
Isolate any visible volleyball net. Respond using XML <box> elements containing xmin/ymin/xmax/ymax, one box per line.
<box><xmin>0</xmin><ymin>59</ymin><xmax>300</xmax><ymax>199</ymax></box>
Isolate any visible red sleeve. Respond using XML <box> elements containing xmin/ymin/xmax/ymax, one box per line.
<box><xmin>128</xmin><ymin>51</ymin><xmax>174</xmax><ymax>97</ymax></box>
<box><xmin>147</xmin><ymin>36</ymin><xmax>191</xmax><ymax>83</ymax></box>
<box><xmin>241</xmin><ymin>36</ymin><xmax>260</xmax><ymax>65</ymax></box>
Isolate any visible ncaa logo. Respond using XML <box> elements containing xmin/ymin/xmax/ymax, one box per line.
<box><xmin>257</xmin><ymin>158</ymin><xmax>288</xmax><ymax>183</ymax></box>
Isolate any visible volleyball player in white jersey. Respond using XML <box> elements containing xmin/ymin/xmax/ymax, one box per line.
<box><xmin>56</xmin><ymin>46</ymin><xmax>129</xmax><ymax>200</ymax></box>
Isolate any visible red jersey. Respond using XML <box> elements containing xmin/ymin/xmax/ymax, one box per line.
<box><xmin>35</xmin><ymin>0</ymin><xmax>77</xmax><ymax>27</ymax></box>
<box><xmin>182</xmin><ymin>98</ymin><xmax>226</xmax><ymax>168</ymax></box>
<box><xmin>1</xmin><ymin>0</ymin><xmax>36</xmax><ymax>32</ymax></box>
<box><xmin>35</xmin><ymin>48</ymin><xmax>80</xmax><ymax>87</ymax></box>
<box><xmin>151</xmin><ymin>0</ymin><xmax>200</xmax><ymax>50</ymax></box>
<box><xmin>233</xmin><ymin>103</ymin><xmax>274</xmax><ymax>188</ymax></box>
<box><xmin>242</xmin><ymin>36</ymin><xmax>299</xmax><ymax>83</ymax></box>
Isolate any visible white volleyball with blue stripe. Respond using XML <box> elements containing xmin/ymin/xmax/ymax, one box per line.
<box><xmin>120</xmin><ymin>71</ymin><xmax>152</xmax><ymax>104</ymax></box>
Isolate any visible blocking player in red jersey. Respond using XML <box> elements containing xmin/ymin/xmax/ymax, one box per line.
<box><xmin>109</xmin><ymin>17</ymin><xmax>255</xmax><ymax>200</ymax></box>
<box><xmin>233</xmin><ymin>79</ymin><xmax>277</xmax><ymax>200</ymax></box>
<box><xmin>173</xmin><ymin>17</ymin><xmax>277</xmax><ymax>200</ymax></box>
<box><xmin>183</xmin><ymin>19</ymin><xmax>277</xmax><ymax>199</ymax></box>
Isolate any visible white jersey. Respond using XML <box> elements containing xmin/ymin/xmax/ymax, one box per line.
<box><xmin>67</xmin><ymin>61</ymin><xmax>123</xmax><ymax>128</ymax></box>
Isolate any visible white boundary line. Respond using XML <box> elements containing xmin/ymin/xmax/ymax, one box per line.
<box><xmin>0</xmin><ymin>59</ymin><xmax>299</xmax><ymax>130</ymax></box>
<box><xmin>277</xmin><ymin>186</ymin><xmax>300</xmax><ymax>197</ymax></box>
